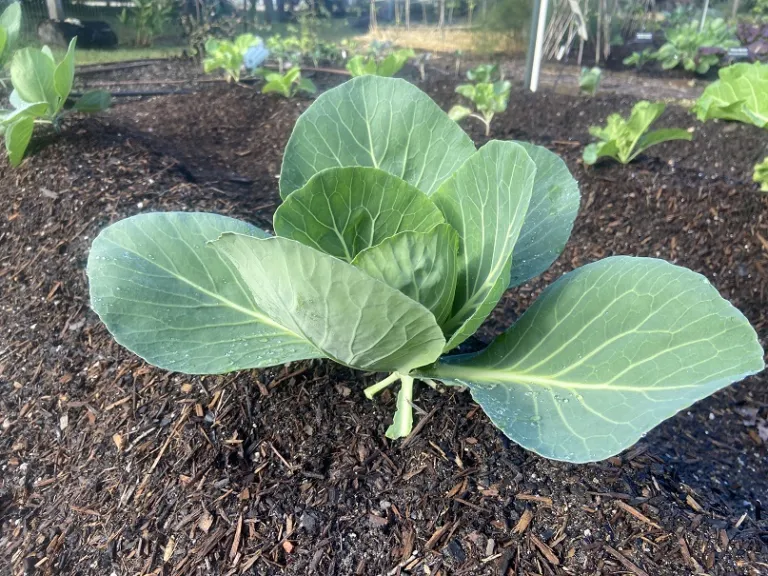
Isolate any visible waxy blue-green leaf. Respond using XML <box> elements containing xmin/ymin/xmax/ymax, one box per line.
<box><xmin>87</xmin><ymin>212</ymin><xmax>324</xmax><ymax>374</ymax></box>
<box><xmin>0</xmin><ymin>100</ymin><xmax>48</xmax><ymax>126</ymax></box>
<box><xmin>74</xmin><ymin>90</ymin><xmax>112</xmax><ymax>113</ymax></box>
<box><xmin>508</xmin><ymin>142</ymin><xmax>580</xmax><ymax>288</ymax></box>
<box><xmin>53</xmin><ymin>37</ymin><xmax>76</xmax><ymax>103</ymax></box>
<box><xmin>273</xmin><ymin>167</ymin><xmax>446</xmax><ymax>261</ymax></box>
<box><xmin>431</xmin><ymin>141</ymin><xmax>536</xmax><ymax>350</ymax></box>
<box><xmin>417</xmin><ymin>257</ymin><xmax>765</xmax><ymax>462</ymax></box>
<box><xmin>11</xmin><ymin>47</ymin><xmax>58</xmax><ymax>116</ymax></box>
<box><xmin>692</xmin><ymin>62</ymin><xmax>768</xmax><ymax>128</ymax></box>
<box><xmin>279</xmin><ymin>76</ymin><xmax>476</xmax><ymax>199</ymax></box>
<box><xmin>352</xmin><ymin>224</ymin><xmax>459</xmax><ymax>325</ymax></box>
<box><xmin>212</xmin><ymin>234</ymin><xmax>446</xmax><ymax>373</ymax></box>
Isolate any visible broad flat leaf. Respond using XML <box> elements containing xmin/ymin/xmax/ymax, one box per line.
<box><xmin>212</xmin><ymin>234</ymin><xmax>446</xmax><ymax>373</ymax></box>
<box><xmin>75</xmin><ymin>90</ymin><xmax>112</xmax><ymax>113</ymax></box>
<box><xmin>634</xmin><ymin>128</ymin><xmax>692</xmax><ymax>160</ymax></box>
<box><xmin>273</xmin><ymin>167</ymin><xmax>446</xmax><ymax>261</ymax></box>
<box><xmin>87</xmin><ymin>212</ymin><xmax>324</xmax><ymax>374</ymax></box>
<box><xmin>352</xmin><ymin>224</ymin><xmax>459</xmax><ymax>325</ymax></box>
<box><xmin>11</xmin><ymin>47</ymin><xmax>58</xmax><ymax>116</ymax></box>
<box><xmin>431</xmin><ymin>141</ymin><xmax>536</xmax><ymax>349</ymax></box>
<box><xmin>4</xmin><ymin>116</ymin><xmax>33</xmax><ymax>166</ymax></box>
<box><xmin>0</xmin><ymin>28</ymin><xmax>6</xmax><ymax>63</ymax></box>
<box><xmin>508</xmin><ymin>142</ymin><xmax>580</xmax><ymax>288</ymax></box>
<box><xmin>280</xmin><ymin>76</ymin><xmax>476</xmax><ymax>199</ymax></box>
<box><xmin>692</xmin><ymin>62</ymin><xmax>768</xmax><ymax>128</ymax></box>
<box><xmin>417</xmin><ymin>256</ymin><xmax>765</xmax><ymax>463</ymax></box>
<box><xmin>54</xmin><ymin>38</ymin><xmax>76</xmax><ymax>103</ymax></box>
<box><xmin>0</xmin><ymin>2</ymin><xmax>21</xmax><ymax>54</ymax></box>
<box><xmin>1</xmin><ymin>101</ymin><xmax>48</xmax><ymax>125</ymax></box>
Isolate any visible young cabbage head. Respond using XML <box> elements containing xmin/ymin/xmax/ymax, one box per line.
<box><xmin>87</xmin><ymin>77</ymin><xmax>764</xmax><ymax>463</ymax></box>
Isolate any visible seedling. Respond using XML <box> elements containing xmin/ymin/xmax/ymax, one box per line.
<box><xmin>87</xmin><ymin>77</ymin><xmax>763</xmax><ymax>463</ymax></box>
<box><xmin>583</xmin><ymin>101</ymin><xmax>692</xmax><ymax>165</ymax></box>
<box><xmin>448</xmin><ymin>80</ymin><xmax>511</xmax><ymax>136</ymax></box>
<box><xmin>203</xmin><ymin>34</ymin><xmax>265</xmax><ymax>83</ymax></box>
<box><xmin>755</xmin><ymin>157</ymin><xmax>768</xmax><ymax>192</ymax></box>
<box><xmin>623</xmin><ymin>48</ymin><xmax>654</xmax><ymax>69</ymax></box>
<box><xmin>0</xmin><ymin>38</ymin><xmax>110</xmax><ymax>166</ymax></box>
<box><xmin>346</xmin><ymin>48</ymin><xmax>415</xmax><ymax>77</ymax></box>
<box><xmin>579</xmin><ymin>66</ymin><xmax>602</xmax><ymax>96</ymax></box>
<box><xmin>466</xmin><ymin>63</ymin><xmax>500</xmax><ymax>83</ymax></box>
<box><xmin>261</xmin><ymin>67</ymin><xmax>316</xmax><ymax>98</ymax></box>
<box><xmin>692</xmin><ymin>62</ymin><xmax>768</xmax><ymax>128</ymax></box>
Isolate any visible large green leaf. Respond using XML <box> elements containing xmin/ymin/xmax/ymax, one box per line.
<box><xmin>87</xmin><ymin>212</ymin><xmax>324</xmax><ymax>374</ymax></box>
<box><xmin>0</xmin><ymin>2</ymin><xmax>21</xmax><ymax>58</ymax></box>
<box><xmin>11</xmin><ymin>47</ymin><xmax>58</xmax><ymax>116</ymax></box>
<box><xmin>279</xmin><ymin>76</ymin><xmax>476</xmax><ymax>199</ymax></box>
<box><xmin>634</xmin><ymin>128</ymin><xmax>692</xmax><ymax>160</ymax></box>
<box><xmin>508</xmin><ymin>142</ymin><xmax>580</xmax><ymax>288</ymax></box>
<box><xmin>74</xmin><ymin>90</ymin><xmax>112</xmax><ymax>113</ymax></box>
<box><xmin>0</xmin><ymin>28</ymin><xmax>7</xmax><ymax>64</ymax></box>
<box><xmin>1</xmin><ymin>100</ymin><xmax>48</xmax><ymax>125</ymax></box>
<box><xmin>431</xmin><ymin>141</ymin><xmax>536</xmax><ymax>349</ymax></box>
<box><xmin>352</xmin><ymin>223</ymin><xmax>459</xmax><ymax>326</ymax></box>
<box><xmin>417</xmin><ymin>256</ymin><xmax>765</xmax><ymax>462</ymax></box>
<box><xmin>212</xmin><ymin>234</ymin><xmax>446</xmax><ymax>373</ymax></box>
<box><xmin>4</xmin><ymin>116</ymin><xmax>33</xmax><ymax>166</ymax></box>
<box><xmin>273</xmin><ymin>167</ymin><xmax>446</xmax><ymax>261</ymax></box>
<box><xmin>692</xmin><ymin>62</ymin><xmax>768</xmax><ymax>128</ymax></box>
<box><xmin>53</xmin><ymin>37</ymin><xmax>76</xmax><ymax>104</ymax></box>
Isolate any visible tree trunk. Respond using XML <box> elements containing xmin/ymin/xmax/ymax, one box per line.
<box><xmin>276</xmin><ymin>0</ymin><xmax>286</xmax><ymax>21</ymax></box>
<box><xmin>481</xmin><ymin>0</ymin><xmax>486</xmax><ymax>20</ymax></box>
<box><xmin>370</xmin><ymin>0</ymin><xmax>378</xmax><ymax>30</ymax></box>
<box><xmin>448</xmin><ymin>4</ymin><xmax>453</xmax><ymax>24</ymax></box>
<box><xmin>395</xmin><ymin>0</ymin><xmax>400</xmax><ymax>25</ymax></box>
<box><xmin>264</xmin><ymin>0</ymin><xmax>275</xmax><ymax>23</ymax></box>
<box><xmin>438</xmin><ymin>0</ymin><xmax>445</xmax><ymax>28</ymax></box>
<box><xmin>405</xmin><ymin>0</ymin><xmax>410</xmax><ymax>28</ymax></box>
<box><xmin>422</xmin><ymin>0</ymin><xmax>427</xmax><ymax>24</ymax></box>
<box><xmin>595</xmin><ymin>0</ymin><xmax>602</xmax><ymax>64</ymax></box>
<box><xmin>731</xmin><ymin>0</ymin><xmax>740</xmax><ymax>18</ymax></box>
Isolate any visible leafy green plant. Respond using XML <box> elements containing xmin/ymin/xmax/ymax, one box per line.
<box><xmin>623</xmin><ymin>48</ymin><xmax>654</xmax><ymax>69</ymax></box>
<box><xmin>755</xmin><ymin>157</ymin><xmax>768</xmax><ymax>191</ymax></box>
<box><xmin>86</xmin><ymin>76</ymin><xmax>764</xmax><ymax>463</ymax></box>
<box><xmin>652</xmin><ymin>18</ymin><xmax>738</xmax><ymax>74</ymax></box>
<box><xmin>0</xmin><ymin>2</ymin><xmax>21</xmax><ymax>68</ymax></box>
<box><xmin>119</xmin><ymin>0</ymin><xmax>174</xmax><ymax>47</ymax></box>
<box><xmin>466</xmin><ymin>63</ymin><xmax>500</xmax><ymax>83</ymax></box>
<box><xmin>692</xmin><ymin>62</ymin><xmax>768</xmax><ymax>128</ymax></box>
<box><xmin>261</xmin><ymin>67</ymin><xmax>316</xmax><ymax>97</ymax></box>
<box><xmin>448</xmin><ymin>80</ymin><xmax>511</xmax><ymax>136</ymax></box>
<box><xmin>0</xmin><ymin>39</ymin><xmax>110</xmax><ymax>166</ymax></box>
<box><xmin>346</xmin><ymin>48</ymin><xmax>415</xmax><ymax>77</ymax></box>
<box><xmin>579</xmin><ymin>66</ymin><xmax>602</xmax><ymax>95</ymax></box>
<box><xmin>203</xmin><ymin>34</ymin><xmax>264</xmax><ymax>83</ymax></box>
<box><xmin>583</xmin><ymin>101</ymin><xmax>693</xmax><ymax>165</ymax></box>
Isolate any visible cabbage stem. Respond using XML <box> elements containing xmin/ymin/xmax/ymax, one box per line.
<box><xmin>364</xmin><ymin>371</ymin><xmax>401</xmax><ymax>399</ymax></box>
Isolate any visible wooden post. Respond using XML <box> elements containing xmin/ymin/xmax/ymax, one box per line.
<box><xmin>47</xmin><ymin>0</ymin><xmax>65</xmax><ymax>20</ymax></box>
<box><xmin>405</xmin><ymin>0</ymin><xmax>410</xmax><ymax>28</ymax></box>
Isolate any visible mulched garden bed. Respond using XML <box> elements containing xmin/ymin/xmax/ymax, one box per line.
<box><xmin>1</xmin><ymin>67</ymin><xmax>767</xmax><ymax>576</ymax></box>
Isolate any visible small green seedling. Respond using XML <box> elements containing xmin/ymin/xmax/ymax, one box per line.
<box><xmin>579</xmin><ymin>66</ymin><xmax>602</xmax><ymax>96</ymax></box>
<box><xmin>87</xmin><ymin>76</ymin><xmax>763</xmax><ymax>463</ymax></box>
<box><xmin>261</xmin><ymin>67</ymin><xmax>316</xmax><ymax>97</ymax></box>
<box><xmin>203</xmin><ymin>34</ymin><xmax>263</xmax><ymax>83</ymax></box>
<box><xmin>755</xmin><ymin>157</ymin><xmax>768</xmax><ymax>192</ymax></box>
<box><xmin>449</xmin><ymin>80</ymin><xmax>511</xmax><ymax>136</ymax></box>
<box><xmin>623</xmin><ymin>48</ymin><xmax>654</xmax><ymax>70</ymax></box>
<box><xmin>346</xmin><ymin>48</ymin><xmax>415</xmax><ymax>77</ymax></box>
<box><xmin>583</xmin><ymin>101</ymin><xmax>692</xmax><ymax>165</ymax></box>
<box><xmin>466</xmin><ymin>63</ymin><xmax>500</xmax><ymax>83</ymax></box>
<box><xmin>0</xmin><ymin>38</ymin><xmax>110</xmax><ymax>166</ymax></box>
<box><xmin>0</xmin><ymin>2</ymin><xmax>21</xmax><ymax>68</ymax></box>
<box><xmin>692</xmin><ymin>62</ymin><xmax>768</xmax><ymax>128</ymax></box>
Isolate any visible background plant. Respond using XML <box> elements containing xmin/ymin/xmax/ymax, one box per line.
<box><xmin>623</xmin><ymin>47</ymin><xmax>654</xmax><ymax>69</ymax></box>
<box><xmin>692</xmin><ymin>62</ymin><xmax>768</xmax><ymax>128</ymax></box>
<box><xmin>203</xmin><ymin>34</ymin><xmax>265</xmax><ymax>82</ymax></box>
<box><xmin>652</xmin><ymin>18</ymin><xmax>738</xmax><ymax>74</ymax></box>
<box><xmin>579</xmin><ymin>66</ymin><xmax>602</xmax><ymax>96</ymax></box>
<box><xmin>119</xmin><ymin>0</ymin><xmax>175</xmax><ymax>47</ymax></box>
<box><xmin>466</xmin><ymin>63</ymin><xmax>501</xmax><ymax>83</ymax></box>
<box><xmin>448</xmin><ymin>80</ymin><xmax>511</xmax><ymax>136</ymax></box>
<box><xmin>0</xmin><ymin>2</ymin><xmax>21</xmax><ymax>69</ymax></box>
<box><xmin>584</xmin><ymin>101</ymin><xmax>692</xmax><ymax>165</ymax></box>
<box><xmin>346</xmin><ymin>48</ymin><xmax>415</xmax><ymax>77</ymax></box>
<box><xmin>0</xmin><ymin>39</ymin><xmax>110</xmax><ymax>166</ymax></box>
<box><xmin>86</xmin><ymin>77</ymin><xmax>763</xmax><ymax>463</ymax></box>
<box><xmin>261</xmin><ymin>67</ymin><xmax>316</xmax><ymax>97</ymax></box>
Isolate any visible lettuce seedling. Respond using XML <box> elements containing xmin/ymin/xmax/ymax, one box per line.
<box><xmin>692</xmin><ymin>62</ymin><xmax>768</xmax><ymax>128</ymax></box>
<box><xmin>346</xmin><ymin>48</ymin><xmax>415</xmax><ymax>77</ymax></box>
<box><xmin>87</xmin><ymin>77</ymin><xmax>764</xmax><ymax>463</ymax></box>
<box><xmin>579</xmin><ymin>66</ymin><xmax>602</xmax><ymax>96</ymax></box>
<box><xmin>0</xmin><ymin>2</ymin><xmax>21</xmax><ymax>68</ymax></box>
<box><xmin>623</xmin><ymin>48</ymin><xmax>654</xmax><ymax>70</ymax></box>
<box><xmin>1</xmin><ymin>38</ymin><xmax>110</xmax><ymax>166</ymax></box>
<box><xmin>203</xmin><ymin>34</ymin><xmax>265</xmax><ymax>82</ymax></box>
<box><xmin>583</xmin><ymin>101</ymin><xmax>692</xmax><ymax>165</ymax></box>
<box><xmin>261</xmin><ymin>67</ymin><xmax>316</xmax><ymax>98</ymax></box>
<box><xmin>466</xmin><ymin>63</ymin><xmax>500</xmax><ymax>83</ymax></box>
<box><xmin>755</xmin><ymin>157</ymin><xmax>768</xmax><ymax>192</ymax></box>
<box><xmin>449</xmin><ymin>80</ymin><xmax>511</xmax><ymax>136</ymax></box>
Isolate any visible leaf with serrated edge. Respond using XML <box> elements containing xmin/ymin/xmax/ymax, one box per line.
<box><xmin>417</xmin><ymin>256</ymin><xmax>765</xmax><ymax>462</ymax></box>
<box><xmin>431</xmin><ymin>141</ymin><xmax>536</xmax><ymax>350</ymax></box>
<box><xmin>279</xmin><ymin>76</ymin><xmax>476</xmax><ymax>199</ymax></box>
<box><xmin>508</xmin><ymin>142</ymin><xmax>580</xmax><ymax>288</ymax></box>
<box><xmin>87</xmin><ymin>212</ymin><xmax>324</xmax><ymax>374</ymax></box>
<box><xmin>274</xmin><ymin>167</ymin><xmax>446</xmax><ymax>261</ymax></box>
<box><xmin>352</xmin><ymin>224</ymin><xmax>459</xmax><ymax>326</ymax></box>
<box><xmin>212</xmin><ymin>234</ymin><xmax>446</xmax><ymax>373</ymax></box>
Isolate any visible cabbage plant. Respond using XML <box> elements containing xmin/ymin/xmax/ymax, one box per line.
<box><xmin>261</xmin><ymin>67</ymin><xmax>316</xmax><ymax>98</ymax></box>
<box><xmin>87</xmin><ymin>77</ymin><xmax>764</xmax><ymax>463</ymax></box>
<box><xmin>1</xmin><ymin>38</ymin><xmax>111</xmax><ymax>166</ymax></box>
<box><xmin>203</xmin><ymin>34</ymin><xmax>265</xmax><ymax>83</ymax></box>
<box><xmin>584</xmin><ymin>101</ymin><xmax>692</xmax><ymax>165</ymax></box>
<box><xmin>346</xmin><ymin>48</ymin><xmax>415</xmax><ymax>77</ymax></box>
<box><xmin>693</xmin><ymin>62</ymin><xmax>768</xmax><ymax>128</ymax></box>
<box><xmin>449</xmin><ymin>80</ymin><xmax>511</xmax><ymax>136</ymax></box>
<box><xmin>466</xmin><ymin>63</ymin><xmax>500</xmax><ymax>83</ymax></box>
<box><xmin>0</xmin><ymin>2</ymin><xmax>21</xmax><ymax>68</ymax></box>
<box><xmin>579</xmin><ymin>66</ymin><xmax>602</xmax><ymax>96</ymax></box>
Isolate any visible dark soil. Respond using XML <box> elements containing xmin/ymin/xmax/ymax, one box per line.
<box><xmin>1</xmin><ymin>67</ymin><xmax>767</xmax><ymax>576</ymax></box>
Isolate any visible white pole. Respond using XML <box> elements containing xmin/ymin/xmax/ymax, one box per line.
<box><xmin>529</xmin><ymin>0</ymin><xmax>549</xmax><ymax>92</ymax></box>
<box><xmin>47</xmin><ymin>0</ymin><xmax>65</xmax><ymax>20</ymax></box>
<box><xmin>699</xmin><ymin>0</ymin><xmax>710</xmax><ymax>32</ymax></box>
